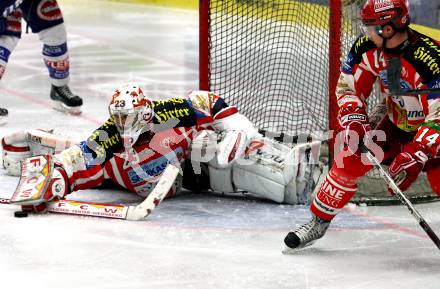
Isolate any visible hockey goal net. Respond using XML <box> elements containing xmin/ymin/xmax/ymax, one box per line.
<box><xmin>199</xmin><ymin>0</ymin><xmax>439</xmax><ymax>204</ymax></box>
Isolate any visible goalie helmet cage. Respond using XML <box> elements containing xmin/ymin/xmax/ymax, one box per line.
<box><xmin>199</xmin><ymin>0</ymin><xmax>439</xmax><ymax>205</ymax></box>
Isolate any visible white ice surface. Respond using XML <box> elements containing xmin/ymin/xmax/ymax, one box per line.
<box><xmin>0</xmin><ymin>1</ymin><xmax>440</xmax><ymax>289</ymax></box>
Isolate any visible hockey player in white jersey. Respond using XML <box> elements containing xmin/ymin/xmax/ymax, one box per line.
<box><xmin>0</xmin><ymin>0</ymin><xmax>83</xmax><ymax>125</ymax></box>
<box><xmin>1</xmin><ymin>83</ymin><xmax>321</xmax><ymax>213</ymax></box>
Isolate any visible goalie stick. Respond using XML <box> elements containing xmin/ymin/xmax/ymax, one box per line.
<box><xmin>0</xmin><ymin>164</ymin><xmax>180</xmax><ymax>221</ymax></box>
<box><xmin>360</xmin><ymin>143</ymin><xmax>440</xmax><ymax>250</ymax></box>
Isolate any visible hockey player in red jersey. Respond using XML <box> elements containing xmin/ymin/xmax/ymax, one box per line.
<box><xmin>284</xmin><ymin>0</ymin><xmax>440</xmax><ymax>251</ymax></box>
<box><xmin>2</xmin><ymin>83</ymin><xmax>319</xmax><ymax>213</ymax></box>
<box><xmin>0</xmin><ymin>0</ymin><xmax>82</xmax><ymax>125</ymax></box>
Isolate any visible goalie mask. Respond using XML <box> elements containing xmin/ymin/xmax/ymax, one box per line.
<box><xmin>109</xmin><ymin>83</ymin><xmax>154</xmax><ymax>147</ymax></box>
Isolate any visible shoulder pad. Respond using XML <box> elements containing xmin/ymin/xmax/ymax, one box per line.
<box><xmin>342</xmin><ymin>35</ymin><xmax>376</xmax><ymax>74</ymax></box>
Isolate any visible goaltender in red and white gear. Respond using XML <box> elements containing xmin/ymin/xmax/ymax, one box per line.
<box><xmin>1</xmin><ymin>83</ymin><xmax>323</xmax><ymax>215</ymax></box>
<box><xmin>2</xmin><ymin>117</ymin><xmax>323</xmax><ymax>212</ymax></box>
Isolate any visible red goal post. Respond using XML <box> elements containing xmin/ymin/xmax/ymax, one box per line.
<box><xmin>199</xmin><ymin>0</ymin><xmax>439</xmax><ymax>204</ymax></box>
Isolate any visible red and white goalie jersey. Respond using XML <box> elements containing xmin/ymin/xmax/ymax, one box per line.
<box><xmin>51</xmin><ymin>90</ymin><xmax>259</xmax><ymax>197</ymax></box>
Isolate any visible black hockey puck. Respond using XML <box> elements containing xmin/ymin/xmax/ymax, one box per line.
<box><xmin>14</xmin><ymin>211</ymin><xmax>29</xmax><ymax>218</ymax></box>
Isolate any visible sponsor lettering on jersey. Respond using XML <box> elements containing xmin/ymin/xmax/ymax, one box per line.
<box><xmin>127</xmin><ymin>147</ymin><xmax>183</xmax><ymax>185</ymax></box>
<box><xmin>155</xmin><ymin>108</ymin><xmax>190</xmax><ymax>122</ymax></box>
<box><xmin>84</xmin><ymin>118</ymin><xmax>123</xmax><ymax>165</ymax></box>
<box><xmin>153</xmin><ymin>98</ymin><xmax>196</xmax><ymax>126</ymax></box>
<box><xmin>414</xmin><ymin>38</ymin><xmax>440</xmax><ymax>76</ymax></box>
<box><xmin>354</xmin><ymin>35</ymin><xmax>369</xmax><ymax>55</ymax></box>
<box><xmin>407</xmin><ymin>110</ymin><xmax>424</xmax><ymax>119</ymax></box>
<box><xmin>154</xmin><ymin>98</ymin><xmax>185</xmax><ymax>106</ymax></box>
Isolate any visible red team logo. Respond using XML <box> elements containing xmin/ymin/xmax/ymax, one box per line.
<box><xmin>6</xmin><ymin>10</ymin><xmax>23</xmax><ymax>33</ymax></box>
<box><xmin>37</xmin><ymin>0</ymin><xmax>63</xmax><ymax>21</ymax></box>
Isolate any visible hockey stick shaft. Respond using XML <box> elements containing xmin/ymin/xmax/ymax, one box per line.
<box><xmin>0</xmin><ymin>164</ymin><xmax>179</xmax><ymax>220</ymax></box>
<box><xmin>392</xmin><ymin>87</ymin><xmax>440</xmax><ymax>96</ymax></box>
<box><xmin>387</xmin><ymin>57</ymin><xmax>440</xmax><ymax>96</ymax></box>
<box><xmin>361</xmin><ymin>145</ymin><xmax>440</xmax><ymax>249</ymax></box>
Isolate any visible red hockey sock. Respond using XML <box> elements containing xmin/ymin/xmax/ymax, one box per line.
<box><xmin>311</xmin><ymin>169</ymin><xmax>357</xmax><ymax>221</ymax></box>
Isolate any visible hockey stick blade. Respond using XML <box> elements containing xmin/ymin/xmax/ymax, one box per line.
<box><xmin>0</xmin><ymin>164</ymin><xmax>180</xmax><ymax>221</ymax></box>
<box><xmin>361</xmin><ymin>144</ymin><xmax>440</xmax><ymax>250</ymax></box>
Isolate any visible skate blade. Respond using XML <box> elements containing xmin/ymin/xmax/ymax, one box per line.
<box><xmin>282</xmin><ymin>241</ymin><xmax>317</xmax><ymax>255</ymax></box>
<box><xmin>53</xmin><ymin>101</ymin><xmax>82</xmax><ymax>115</ymax></box>
<box><xmin>0</xmin><ymin>116</ymin><xmax>6</xmax><ymax>126</ymax></box>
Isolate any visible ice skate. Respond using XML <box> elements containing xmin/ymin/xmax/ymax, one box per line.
<box><xmin>50</xmin><ymin>84</ymin><xmax>83</xmax><ymax>115</ymax></box>
<box><xmin>0</xmin><ymin>107</ymin><xmax>7</xmax><ymax>125</ymax></box>
<box><xmin>283</xmin><ymin>214</ymin><xmax>330</xmax><ymax>253</ymax></box>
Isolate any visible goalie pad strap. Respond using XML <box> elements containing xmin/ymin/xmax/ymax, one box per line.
<box><xmin>2</xmin><ymin>138</ymin><xmax>30</xmax><ymax>152</ymax></box>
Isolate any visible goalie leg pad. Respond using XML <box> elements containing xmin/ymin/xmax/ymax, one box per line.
<box><xmin>233</xmin><ymin>165</ymin><xmax>286</xmax><ymax>203</ymax></box>
<box><xmin>208</xmin><ymin>164</ymin><xmax>234</xmax><ymax>193</ymax></box>
<box><xmin>233</xmin><ymin>138</ymin><xmax>319</xmax><ymax>204</ymax></box>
